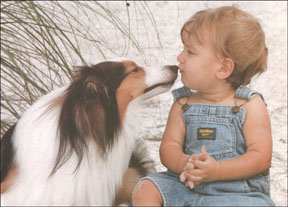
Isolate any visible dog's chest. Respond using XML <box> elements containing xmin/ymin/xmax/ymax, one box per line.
<box><xmin>73</xmin><ymin>134</ymin><xmax>136</xmax><ymax>205</ymax></box>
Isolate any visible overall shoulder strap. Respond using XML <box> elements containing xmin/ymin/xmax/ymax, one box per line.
<box><xmin>236</xmin><ymin>86</ymin><xmax>266</xmax><ymax>105</ymax></box>
<box><xmin>172</xmin><ymin>86</ymin><xmax>192</xmax><ymax>100</ymax></box>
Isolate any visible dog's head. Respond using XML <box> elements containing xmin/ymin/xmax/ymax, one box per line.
<box><xmin>53</xmin><ymin>60</ymin><xmax>177</xmax><ymax>173</ymax></box>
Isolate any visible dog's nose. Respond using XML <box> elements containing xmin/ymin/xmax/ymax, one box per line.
<box><xmin>166</xmin><ymin>65</ymin><xmax>178</xmax><ymax>74</ymax></box>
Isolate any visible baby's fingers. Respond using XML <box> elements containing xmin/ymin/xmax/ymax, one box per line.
<box><xmin>186</xmin><ymin>181</ymin><xmax>194</xmax><ymax>189</ymax></box>
<box><xmin>183</xmin><ymin>162</ymin><xmax>195</xmax><ymax>174</ymax></box>
<box><xmin>198</xmin><ymin>145</ymin><xmax>208</xmax><ymax>161</ymax></box>
<box><xmin>183</xmin><ymin>172</ymin><xmax>202</xmax><ymax>183</ymax></box>
<box><xmin>191</xmin><ymin>159</ymin><xmax>206</xmax><ymax>170</ymax></box>
<box><xmin>184</xmin><ymin>167</ymin><xmax>202</xmax><ymax>177</ymax></box>
<box><xmin>180</xmin><ymin>172</ymin><xmax>186</xmax><ymax>182</ymax></box>
<box><xmin>189</xmin><ymin>153</ymin><xmax>198</xmax><ymax>162</ymax></box>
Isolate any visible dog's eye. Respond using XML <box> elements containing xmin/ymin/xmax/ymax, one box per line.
<box><xmin>132</xmin><ymin>68</ymin><xmax>140</xmax><ymax>73</ymax></box>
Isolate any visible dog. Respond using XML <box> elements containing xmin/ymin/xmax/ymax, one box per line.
<box><xmin>1</xmin><ymin>60</ymin><xmax>178</xmax><ymax>206</ymax></box>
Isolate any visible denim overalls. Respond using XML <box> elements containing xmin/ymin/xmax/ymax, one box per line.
<box><xmin>142</xmin><ymin>86</ymin><xmax>275</xmax><ymax>206</ymax></box>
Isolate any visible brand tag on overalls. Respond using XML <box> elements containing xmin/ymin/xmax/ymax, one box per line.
<box><xmin>197</xmin><ymin>128</ymin><xmax>216</xmax><ymax>140</ymax></box>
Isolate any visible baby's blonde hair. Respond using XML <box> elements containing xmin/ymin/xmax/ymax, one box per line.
<box><xmin>181</xmin><ymin>6</ymin><xmax>268</xmax><ymax>89</ymax></box>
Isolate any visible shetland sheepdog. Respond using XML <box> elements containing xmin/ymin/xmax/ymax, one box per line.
<box><xmin>0</xmin><ymin>60</ymin><xmax>178</xmax><ymax>206</ymax></box>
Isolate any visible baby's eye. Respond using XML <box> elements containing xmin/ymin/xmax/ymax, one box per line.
<box><xmin>187</xmin><ymin>50</ymin><xmax>194</xmax><ymax>55</ymax></box>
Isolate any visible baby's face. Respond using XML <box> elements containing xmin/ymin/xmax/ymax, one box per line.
<box><xmin>177</xmin><ymin>29</ymin><xmax>223</xmax><ymax>91</ymax></box>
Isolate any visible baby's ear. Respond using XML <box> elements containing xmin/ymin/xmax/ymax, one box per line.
<box><xmin>217</xmin><ymin>58</ymin><xmax>234</xmax><ymax>80</ymax></box>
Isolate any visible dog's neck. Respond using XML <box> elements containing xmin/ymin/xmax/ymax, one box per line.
<box><xmin>6</xmin><ymin>86</ymin><xmax>141</xmax><ymax>206</ymax></box>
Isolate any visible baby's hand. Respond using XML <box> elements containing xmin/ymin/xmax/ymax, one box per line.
<box><xmin>183</xmin><ymin>146</ymin><xmax>221</xmax><ymax>184</ymax></box>
<box><xmin>180</xmin><ymin>150</ymin><xmax>206</xmax><ymax>189</ymax></box>
<box><xmin>180</xmin><ymin>159</ymin><xmax>195</xmax><ymax>189</ymax></box>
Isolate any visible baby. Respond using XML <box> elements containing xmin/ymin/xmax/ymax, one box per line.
<box><xmin>132</xmin><ymin>5</ymin><xmax>275</xmax><ymax>206</ymax></box>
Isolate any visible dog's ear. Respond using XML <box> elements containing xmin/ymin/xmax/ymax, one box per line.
<box><xmin>80</xmin><ymin>73</ymin><xmax>111</xmax><ymax>109</ymax></box>
<box><xmin>83</xmin><ymin>79</ymin><xmax>100</xmax><ymax>97</ymax></box>
<box><xmin>72</xmin><ymin>66</ymin><xmax>108</xmax><ymax>99</ymax></box>
<box><xmin>72</xmin><ymin>66</ymin><xmax>84</xmax><ymax>81</ymax></box>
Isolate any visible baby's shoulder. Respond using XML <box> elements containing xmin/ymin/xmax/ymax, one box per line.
<box><xmin>242</xmin><ymin>95</ymin><xmax>268</xmax><ymax>122</ymax></box>
<box><xmin>243</xmin><ymin>94</ymin><xmax>266</xmax><ymax>110</ymax></box>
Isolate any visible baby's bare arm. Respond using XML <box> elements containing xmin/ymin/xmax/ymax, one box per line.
<box><xmin>160</xmin><ymin>100</ymin><xmax>190</xmax><ymax>174</ymax></box>
<box><xmin>218</xmin><ymin>96</ymin><xmax>272</xmax><ymax>180</ymax></box>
